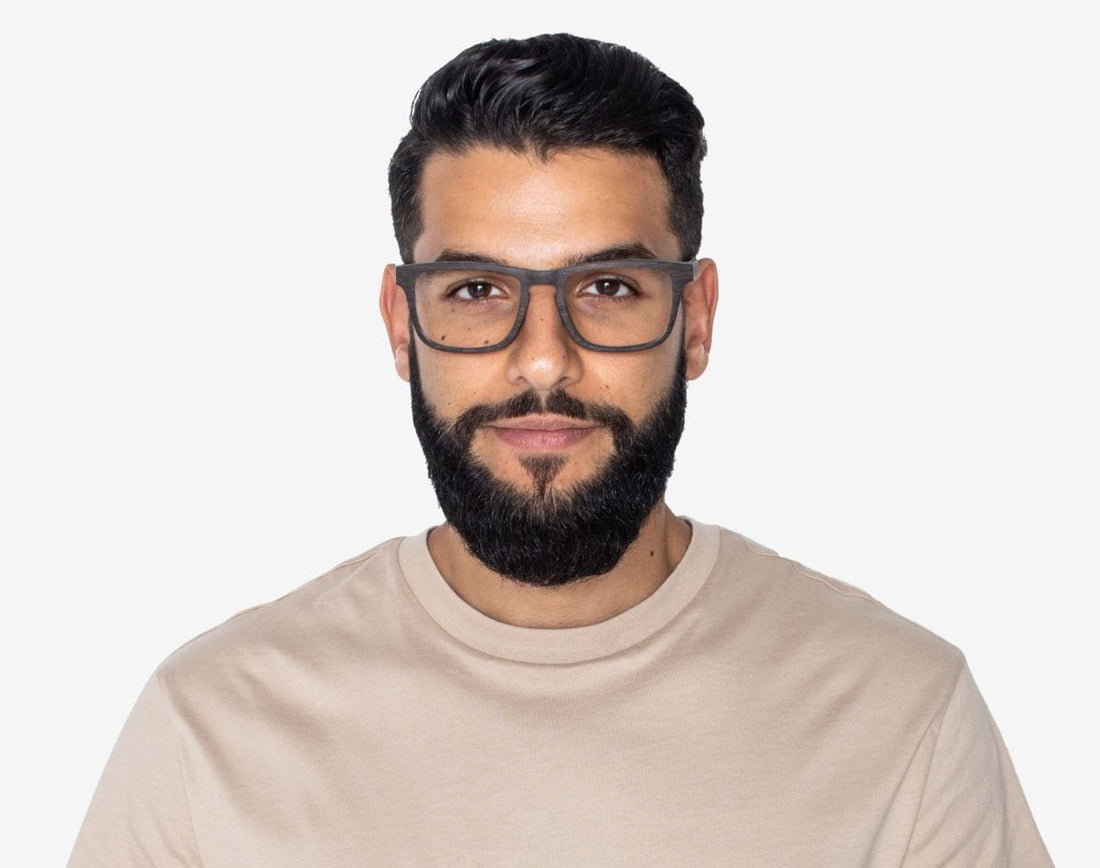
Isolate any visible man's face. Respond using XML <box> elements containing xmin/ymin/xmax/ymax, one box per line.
<box><xmin>381</xmin><ymin>145</ymin><xmax>716</xmax><ymax>582</ymax></box>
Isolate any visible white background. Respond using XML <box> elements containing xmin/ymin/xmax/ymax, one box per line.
<box><xmin>2</xmin><ymin>1</ymin><xmax>1095</xmax><ymax>864</ymax></box>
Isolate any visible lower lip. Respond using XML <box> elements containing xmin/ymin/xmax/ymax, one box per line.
<box><xmin>489</xmin><ymin>426</ymin><xmax>597</xmax><ymax>450</ymax></box>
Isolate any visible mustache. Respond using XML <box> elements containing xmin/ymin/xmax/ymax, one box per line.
<box><xmin>451</xmin><ymin>390</ymin><xmax>635</xmax><ymax>449</ymax></box>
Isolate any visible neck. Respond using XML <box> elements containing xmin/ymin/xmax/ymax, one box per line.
<box><xmin>426</xmin><ymin>502</ymin><xmax>692</xmax><ymax>629</ymax></box>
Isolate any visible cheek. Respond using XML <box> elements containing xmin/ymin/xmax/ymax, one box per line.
<box><xmin>415</xmin><ymin>351</ymin><xmax>506</xmax><ymax>417</ymax></box>
<box><xmin>590</xmin><ymin>353</ymin><xmax>681</xmax><ymax>420</ymax></box>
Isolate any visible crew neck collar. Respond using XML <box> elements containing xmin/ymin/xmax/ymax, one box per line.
<box><xmin>398</xmin><ymin>520</ymin><xmax>720</xmax><ymax>664</ymax></box>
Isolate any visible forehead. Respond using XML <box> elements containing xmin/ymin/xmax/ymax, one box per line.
<box><xmin>413</xmin><ymin>146</ymin><xmax>678</xmax><ymax>267</ymax></box>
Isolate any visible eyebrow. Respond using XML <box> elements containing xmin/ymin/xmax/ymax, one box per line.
<box><xmin>431</xmin><ymin>243</ymin><xmax>663</xmax><ymax>267</ymax></box>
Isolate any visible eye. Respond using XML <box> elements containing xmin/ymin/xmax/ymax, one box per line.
<box><xmin>579</xmin><ymin>277</ymin><xmax>637</xmax><ymax>299</ymax></box>
<box><xmin>450</xmin><ymin>279</ymin><xmax>507</xmax><ymax>301</ymax></box>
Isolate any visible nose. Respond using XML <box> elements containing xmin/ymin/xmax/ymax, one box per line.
<box><xmin>506</xmin><ymin>283</ymin><xmax>582</xmax><ymax>392</ymax></box>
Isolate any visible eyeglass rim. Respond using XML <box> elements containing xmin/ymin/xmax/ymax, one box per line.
<box><xmin>393</xmin><ymin>258</ymin><xmax>700</xmax><ymax>354</ymax></box>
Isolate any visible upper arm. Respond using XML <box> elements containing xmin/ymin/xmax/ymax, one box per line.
<box><xmin>904</xmin><ymin>663</ymin><xmax>1052</xmax><ymax>867</ymax></box>
<box><xmin>68</xmin><ymin>674</ymin><xmax>202</xmax><ymax>868</ymax></box>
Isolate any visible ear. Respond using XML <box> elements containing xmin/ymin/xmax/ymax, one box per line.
<box><xmin>379</xmin><ymin>264</ymin><xmax>412</xmax><ymax>382</ymax></box>
<box><xmin>682</xmin><ymin>258</ymin><xmax>719</xmax><ymax>381</ymax></box>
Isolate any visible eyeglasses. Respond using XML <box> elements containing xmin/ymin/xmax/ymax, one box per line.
<box><xmin>394</xmin><ymin>259</ymin><xmax>699</xmax><ymax>353</ymax></box>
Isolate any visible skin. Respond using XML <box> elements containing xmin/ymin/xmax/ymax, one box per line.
<box><xmin>380</xmin><ymin>145</ymin><xmax>718</xmax><ymax>628</ymax></box>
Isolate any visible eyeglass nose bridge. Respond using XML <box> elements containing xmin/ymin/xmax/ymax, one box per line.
<box><xmin>509</xmin><ymin>273</ymin><xmax>573</xmax><ymax>344</ymax></box>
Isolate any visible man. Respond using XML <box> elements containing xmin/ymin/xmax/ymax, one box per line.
<box><xmin>69</xmin><ymin>33</ymin><xmax>1051</xmax><ymax>866</ymax></box>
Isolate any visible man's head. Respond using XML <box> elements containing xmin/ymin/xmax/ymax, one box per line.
<box><xmin>380</xmin><ymin>35</ymin><xmax>718</xmax><ymax>586</ymax></box>
<box><xmin>388</xmin><ymin>33</ymin><xmax>707</xmax><ymax>265</ymax></box>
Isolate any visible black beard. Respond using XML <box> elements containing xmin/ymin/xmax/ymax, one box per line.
<box><xmin>408</xmin><ymin>345</ymin><xmax>688</xmax><ymax>587</ymax></box>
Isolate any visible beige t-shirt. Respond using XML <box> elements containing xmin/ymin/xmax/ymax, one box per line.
<box><xmin>69</xmin><ymin>523</ymin><xmax>1052</xmax><ymax>866</ymax></box>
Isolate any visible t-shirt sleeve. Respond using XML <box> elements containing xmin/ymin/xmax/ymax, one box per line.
<box><xmin>68</xmin><ymin>673</ymin><xmax>203</xmax><ymax>867</ymax></box>
<box><xmin>904</xmin><ymin>662</ymin><xmax>1053</xmax><ymax>867</ymax></box>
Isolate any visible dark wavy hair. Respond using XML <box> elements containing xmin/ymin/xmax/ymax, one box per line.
<box><xmin>388</xmin><ymin>33</ymin><xmax>707</xmax><ymax>263</ymax></box>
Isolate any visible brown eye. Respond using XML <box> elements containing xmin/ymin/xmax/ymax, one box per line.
<box><xmin>453</xmin><ymin>280</ymin><xmax>505</xmax><ymax>300</ymax></box>
<box><xmin>580</xmin><ymin>278</ymin><xmax>634</xmax><ymax>298</ymax></box>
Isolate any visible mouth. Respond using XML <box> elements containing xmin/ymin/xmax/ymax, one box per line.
<box><xmin>486</xmin><ymin>414</ymin><xmax>601</xmax><ymax>451</ymax></box>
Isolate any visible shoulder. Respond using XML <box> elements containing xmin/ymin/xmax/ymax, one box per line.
<box><xmin>702</xmin><ymin>525</ymin><xmax>964</xmax><ymax>693</ymax></box>
<box><xmin>155</xmin><ymin>536</ymin><xmax>407</xmax><ymax>686</ymax></box>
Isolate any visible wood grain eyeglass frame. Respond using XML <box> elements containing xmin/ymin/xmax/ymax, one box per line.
<box><xmin>393</xmin><ymin>259</ymin><xmax>700</xmax><ymax>354</ymax></box>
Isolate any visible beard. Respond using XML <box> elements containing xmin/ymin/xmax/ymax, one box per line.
<box><xmin>408</xmin><ymin>344</ymin><xmax>688</xmax><ymax>587</ymax></box>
